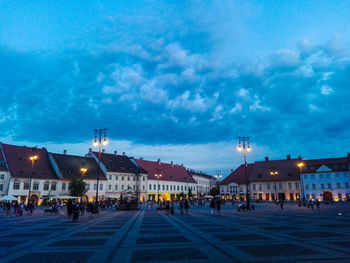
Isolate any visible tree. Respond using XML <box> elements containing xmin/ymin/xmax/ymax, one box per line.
<box><xmin>179</xmin><ymin>192</ymin><xmax>185</xmax><ymax>199</ymax></box>
<box><xmin>209</xmin><ymin>187</ymin><xmax>219</xmax><ymax>196</ymax></box>
<box><xmin>69</xmin><ymin>178</ymin><xmax>87</xmax><ymax>198</ymax></box>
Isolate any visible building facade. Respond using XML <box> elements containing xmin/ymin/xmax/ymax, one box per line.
<box><xmin>301</xmin><ymin>157</ymin><xmax>350</xmax><ymax>202</ymax></box>
<box><xmin>188</xmin><ymin>170</ymin><xmax>214</xmax><ymax>196</ymax></box>
<box><xmin>135</xmin><ymin>159</ymin><xmax>197</xmax><ymax>201</ymax></box>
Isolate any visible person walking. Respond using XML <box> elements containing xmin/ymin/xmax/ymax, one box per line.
<box><xmin>72</xmin><ymin>202</ymin><xmax>80</xmax><ymax>223</ymax></box>
<box><xmin>170</xmin><ymin>201</ymin><xmax>175</xmax><ymax>216</ymax></box>
<box><xmin>165</xmin><ymin>201</ymin><xmax>170</xmax><ymax>216</ymax></box>
<box><xmin>210</xmin><ymin>198</ymin><xmax>215</xmax><ymax>215</ymax></box>
<box><xmin>216</xmin><ymin>198</ymin><xmax>221</xmax><ymax>216</ymax></box>
<box><xmin>280</xmin><ymin>200</ymin><xmax>284</xmax><ymax>210</ymax></box>
<box><xmin>184</xmin><ymin>199</ymin><xmax>189</xmax><ymax>215</ymax></box>
<box><xmin>180</xmin><ymin>200</ymin><xmax>184</xmax><ymax>215</ymax></box>
<box><xmin>316</xmin><ymin>199</ymin><xmax>320</xmax><ymax>209</ymax></box>
<box><xmin>67</xmin><ymin>200</ymin><xmax>73</xmax><ymax>219</ymax></box>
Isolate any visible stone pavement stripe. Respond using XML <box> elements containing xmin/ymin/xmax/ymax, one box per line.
<box><xmin>2</xmin><ymin>211</ymin><xmax>126</xmax><ymax>263</ymax></box>
<box><xmin>159</xmin><ymin>212</ymin><xmax>240</xmax><ymax>263</ymax></box>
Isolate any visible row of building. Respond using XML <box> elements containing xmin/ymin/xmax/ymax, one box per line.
<box><xmin>219</xmin><ymin>154</ymin><xmax>350</xmax><ymax>202</ymax></box>
<box><xmin>0</xmin><ymin>143</ymin><xmax>216</xmax><ymax>204</ymax></box>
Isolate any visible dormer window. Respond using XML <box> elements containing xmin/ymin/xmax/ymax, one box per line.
<box><xmin>334</xmin><ymin>164</ymin><xmax>339</xmax><ymax>169</ymax></box>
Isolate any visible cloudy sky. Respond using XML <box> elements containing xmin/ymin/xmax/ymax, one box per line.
<box><xmin>1</xmin><ymin>1</ymin><xmax>350</xmax><ymax>176</ymax></box>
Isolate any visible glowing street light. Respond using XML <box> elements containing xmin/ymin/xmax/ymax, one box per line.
<box><xmin>297</xmin><ymin>157</ymin><xmax>305</xmax><ymax>200</ymax></box>
<box><xmin>92</xmin><ymin>128</ymin><xmax>107</xmax><ymax>213</ymax></box>
<box><xmin>155</xmin><ymin>168</ymin><xmax>162</xmax><ymax>203</ymax></box>
<box><xmin>28</xmin><ymin>148</ymin><xmax>38</xmax><ymax>207</ymax></box>
<box><xmin>237</xmin><ymin>136</ymin><xmax>252</xmax><ymax>209</ymax></box>
<box><xmin>270</xmin><ymin>169</ymin><xmax>278</xmax><ymax>201</ymax></box>
<box><xmin>80</xmin><ymin>167</ymin><xmax>87</xmax><ymax>176</ymax></box>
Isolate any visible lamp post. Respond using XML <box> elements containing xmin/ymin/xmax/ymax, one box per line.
<box><xmin>155</xmin><ymin>169</ymin><xmax>162</xmax><ymax>203</ymax></box>
<box><xmin>270</xmin><ymin>170</ymin><xmax>278</xmax><ymax>201</ymax></box>
<box><xmin>297</xmin><ymin>158</ymin><xmax>305</xmax><ymax>200</ymax></box>
<box><xmin>237</xmin><ymin>136</ymin><xmax>252</xmax><ymax>209</ymax></box>
<box><xmin>93</xmin><ymin>128</ymin><xmax>107</xmax><ymax>213</ymax></box>
<box><xmin>28</xmin><ymin>152</ymin><xmax>38</xmax><ymax>206</ymax></box>
<box><xmin>80</xmin><ymin>168</ymin><xmax>87</xmax><ymax>202</ymax></box>
<box><xmin>215</xmin><ymin>171</ymin><xmax>222</xmax><ymax>197</ymax></box>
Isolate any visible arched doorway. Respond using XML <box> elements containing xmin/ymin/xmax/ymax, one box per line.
<box><xmin>30</xmin><ymin>194</ymin><xmax>39</xmax><ymax>204</ymax></box>
<box><xmin>323</xmin><ymin>191</ymin><xmax>332</xmax><ymax>203</ymax></box>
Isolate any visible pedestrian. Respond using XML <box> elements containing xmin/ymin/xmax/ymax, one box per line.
<box><xmin>165</xmin><ymin>201</ymin><xmax>170</xmax><ymax>216</ymax></box>
<box><xmin>316</xmin><ymin>199</ymin><xmax>320</xmax><ymax>209</ymax></box>
<box><xmin>184</xmin><ymin>199</ymin><xmax>189</xmax><ymax>215</ymax></box>
<box><xmin>67</xmin><ymin>200</ymin><xmax>73</xmax><ymax>219</ymax></box>
<box><xmin>72</xmin><ymin>202</ymin><xmax>80</xmax><ymax>223</ymax></box>
<box><xmin>170</xmin><ymin>201</ymin><xmax>175</xmax><ymax>216</ymax></box>
<box><xmin>310</xmin><ymin>200</ymin><xmax>314</xmax><ymax>210</ymax></box>
<box><xmin>210</xmin><ymin>198</ymin><xmax>215</xmax><ymax>215</ymax></box>
<box><xmin>180</xmin><ymin>200</ymin><xmax>184</xmax><ymax>215</ymax></box>
<box><xmin>216</xmin><ymin>198</ymin><xmax>221</xmax><ymax>216</ymax></box>
<box><xmin>280</xmin><ymin>200</ymin><xmax>284</xmax><ymax>210</ymax></box>
<box><xmin>6</xmin><ymin>202</ymin><xmax>11</xmax><ymax>216</ymax></box>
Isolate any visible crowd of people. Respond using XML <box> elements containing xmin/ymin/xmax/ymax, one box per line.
<box><xmin>1</xmin><ymin>201</ymin><xmax>35</xmax><ymax>217</ymax></box>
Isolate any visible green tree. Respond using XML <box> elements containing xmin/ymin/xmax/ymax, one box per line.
<box><xmin>179</xmin><ymin>192</ymin><xmax>185</xmax><ymax>199</ymax></box>
<box><xmin>69</xmin><ymin>178</ymin><xmax>87</xmax><ymax>198</ymax></box>
<box><xmin>209</xmin><ymin>187</ymin><xmax>219</xmax><ymax>196</ymax></box>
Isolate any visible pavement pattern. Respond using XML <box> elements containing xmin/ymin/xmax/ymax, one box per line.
<box><xmin>1</xmin><ymin>203</ymin><xmax>350</xmax><ymax>263</ymax></box>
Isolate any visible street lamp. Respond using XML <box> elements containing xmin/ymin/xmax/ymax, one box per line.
<box><xmin>28</xmin><ymin>152</ymin><xmax>38</xmax><ymax>206</ymax></box>
<box><xmin>92</xmin><ymin>128</ymin><xmax>107</xmax><ymax>213</ymax></box>
<box><xmin>297</xmin><ymin>157</ymin><xmax>305</xmax><ymax>200</ymax></box>
<box><xmin>237</xmin><ymin>136</ymin><xmax>252</xmax><ymax>209</ymax></box>
<box><xmin>215</xmin><ymin>171</ymin><xmax>222</xmax><ymax>197</ymax></box>
<box><xmin>80</xmin><ymin>167</ymin><xmax>87</xmax><ymax>176</ymax></box>
<box><xmin>155</xmin><ymin>169</ymin><xmax>162</xmax><ymax>203</ymax></box>
<box><xmin>270</xmin><ymin>170</ymin><xmax>278</xmax><ymax>201</ymax></box>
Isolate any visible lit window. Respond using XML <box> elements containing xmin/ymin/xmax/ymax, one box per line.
<box><xmin>100</xmin><ymin>184</ymin><xmax>103</xmax><ymax>190</ymax></box>
<box><xmin>115</xmin><ymin>175</ymin><xmax>118</xmax><ymax>180</ymax></box>
<box><xmin>109</xmin><ymin>175</ymin><xmax>112</xmax><ymax>180</ymax></box>
<box><xmin>33</xmin><ymin>183</ymin><xmax>39</xmax><ymax>191</ymax></box>
<box><xmin>62</xmin><ymin>183</ymin><xmax>66</xmax><ymax>190</ymax></box>
<box><xmin>108</xmin><ymin>185</ymin><xmax>111</xmax><ymax>190</ymax></box>
<box><xmin>115</xmin><ymin>185</ymin><xmax>118</xmax><ymax>190</ymax></box>
<box><xmin>23</xmin><ymin>182</ymin><xmax>30</xmax><ymax>190</ymax></box>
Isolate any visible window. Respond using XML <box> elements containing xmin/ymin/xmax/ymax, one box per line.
<box><xmin>127</xmin><ymin>185</ymin><xmax>130</xmax><ymax>190</ymax></box>
<box><xmin>310</xmin><ymin>167</ymin><xmax>315</xmax><ymax>171</ymax></box>
<box><xmin>51</xmin><ymin>183</ymin><xmax>56</xmax><ymax>191</ymax></box>
<box><xmin>338</xmin><ymin>193</ymin><xmax>342</xmax><ymax>199</ymax></box>
<box><xmin>267</xmin><ymin>184</ymin><xmax>270</xmax><ymax>190</ymax></box>
<box><xmin>177</xmin><ymin>185</ymin><xmax>179</xmax><ymax>191</ymax></box>
<box><xmin>62</xmin><ymin>183</ymin><xmax>66</xmax><ymax>190</ymax></box>
<box><xmin>33</xmin><ymin>183</ymin><xmax>39</xmax><ymax>190</ymax></box>
<box><xmin>337</xmin><ymin>182</ymin><xmax>341</xmax><ymax>188</ymax></box>
<box><xmin>295</xmin><ymin>183</ymin><xmax>299</xmax><ymax>189</ymax></box>
<box><xmin>86</xmin><ymin>184</ymin><xmax>90</xmax><ymax>190</ymax></box>
<box><xmin>305</xmin><ymin>184</ymin><xmax>309</xmax><ymax>190</ymax></box>
<box><xmin>108</xmin><ymin>185</ymin><xmax>112</xmax><ymax>190</ymax></box>
<box><xmin>115</xmin><ymin>175</ymin><xmax>118</xmax><ymax>180</ymax></box>
<box><xmin>181</xmin><ymin>186</ymin><xmax>183</xmax><ymax>191</ymax></box>
<box><xmin>345</xmin><ymin>182</ymin><xmax>349</xmax><ymax>188</ymax></box>
<box><xmin>326</xmin><ymin>174</ymin><xmax>330</xmax><ymax>179</ymax></box>
<box><xmin>312</xmin><ymin>184</ymin><xmax>316</xmax><ymax>190</ymax></box>
<box><xmin>306</xmin><ymin>194</ymin><xmax>310</xmax><ymax>199</ymax></box>
<box><xmin>122</xmin><ymin>176</ymin><xmax>124</xmax><ymax>181</ymax></box>
<box><xmin>288</xmin><ymin>183</ymin><xmax>292</xmax><ymax>189</ymax></box>
<box><xmin>143</xmin><ymin>176</ymin><xmax>145</xmax><ymax>181</ymax></box>
<box><xmin>162</xmin><ymin>185</ymin><xmax>165</xmax><ymax>190</ymax></box>
<box><xmin>149</xmin><ymin>184</ymin><xmax>152</xmax><ymax>190</ymax></box>
<box><xmin>334</xmin><ymin>165</ymin><xmax>338</xmax><ymax>169</ymax></box>
<box><xmin>0</xmin><ymin>184</ymin><xmax>3</xmax><ymax>191</ymax></box>
<box><xmin>185</xmin><ymin>186</ymin><xmax>187</xmax><ymax>191</ymax></box>
<box><xmin>170</xmin><ymin>185</ymin><xmax>173</xmax><ymax>191</ymax></box>
<box><xmin>44</xmin><ymin>182</ymin><xmax>49</xmax><ymax>191</ymax></box>
<box><xmin>279</xmin><ymin>183</ymin><xmax>283</xmax><ymax>190</ymax></box>
<box><xmin>344</xmin><ymin>173</ymin><xmax>349</xmax><ymax>178</ymax></box>
<box><xmin>133</xmin><ymin>176</ymin><xmax>135</xmax><ymax>181</ymax></box>
<box><xmin>109</xmin><ymin>175</ymin><xmax>112</xmax><ymax>180</ymax></box>
<box><xmin>24</xmin><ymin>182</ymin><xmax>30</xmax><ymax>190</ymax></box>
<box><xmin>273</xmin><ymin>184</ymin><xmax>276</xmax><ymax>190</ymax></box>
<box><xmin>321</xmin><ymin>183</ymin><xmax>325</xmax><ymax>189</ymax></box>
<box><xmin>13</xmin><ymin>181</ymin><xmax>20</xmax><ymax>190</ymax></box>
<box><xmin>153</xmin><ymin>184</ymin><xmax>156</xmax><ymax>190</ymax></box>
<box><xmin>0</xmin><ymin>174</ymin><xmax>4</xmax><ymax>180</ymax></box>
<box><xmin>115</xmin><ymin>185</ymin><xmax>118</xmax><ymax>190</ymax></box>
<box><xmin>166</xmin><ymin>185</ymin><xmax>169</xmax><ymax>191</ymax></box>
<box><xmin>311</xmin><ymin>174</ymin><xmax>315</xmax><ymax>179</ymax></box>
<box><xmin>319</xmin><ymin>174</ymin><xmax>324</xmax><ymax>179</ymax></box>
<box><xmin>327</xmin><ymin>183</ymin><xmax>331</xmax><ymax>189</ymax></box>
<box><xmin>158</xmin><ymin>184</ymin><xmax>160</xmax><ymax>190</ymax></box>
<box><xmin>68</xmin><ymin>183</ymin><xmax>72</xmax><ymax>189</ymax></box>
<box><xmin>133</xmin><ymin>185</ymin><xmax>135</xmax><ymax>190</ymax></box>
<box><xmin>128</xmin><ymin>176</ymin><xmax>130</xmax><ymax>181</ymax></box>
<box><xmin>252</xmin><ymin>184</ymin><xmax>256</xmax><ymax>190</ymax></box>
<box><xmin>121</xmin><ymin>185</ymin><xmax>124</xmax><ymax>190</ymax></box>
<box><xmin>100</xmin><ymin>184</ymin><xmax>103</xmax><ymax>190</ymax></box>
<box><xmin>304</xmin><ymin>174</ymin><xmax>308</xmax><ymax>179</ymax></box>
<box><xmin>94</xmin><ymin>184</ymin><xmax>97</xmax><ymax>190</ymax></box>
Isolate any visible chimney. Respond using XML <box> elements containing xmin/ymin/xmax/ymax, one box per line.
<box><xmin>140</xmin><ymin>157</ymin><xmax>143</xmax><ymax>160</ymax></box>
<box><xmin>122</xmin><ymin>152</ymin><xmax>125</xmax><ymax>156</ymax></box>
<box><xmin>63</xmin><ymin>149</ymin><xmax>67</xmax><ymax>155</ymax></box>
<box><xmin>157</xmin><ymin>158</ymin><xmax>161</xmax><ymax>164</ymax></box>
<box><xmin>265</xmin><ymin>157</ymin><xmax>269</xmax><ymax>162</ymax></box>
<box><xmin>102</xmin><ymin>149</ymin><xmax>105</xmax><ymax>153</ymax></box>
<box><xmin>89</xmin><ymin>148</ymin><xmax>92</xmax><ymax>152</ymax></box>
<box><xmin>287</xmin><ymin>154</ymin><xmax>291</xmax><ymax>160</ymax></box>
<box><xmin>114</xmin><ymin>151</ymin><xmax>117</xmax><ymax>155</ymax></box>
<box><xmin>171</xmin><ymin>161</ymin><xmax>173</xmax><ymax>166</ymax></box>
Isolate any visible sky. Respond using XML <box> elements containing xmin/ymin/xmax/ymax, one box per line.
<box><xmin>1</xmin><ymin>0</ymin><xmax>350</xmax><ymax>176</ymax></box>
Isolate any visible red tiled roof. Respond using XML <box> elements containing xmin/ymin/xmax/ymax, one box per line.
<box><xmin>303</xmin><ymin>157</ymin><xmax>349</xmax><ymax>173</ymax></box>
<box><xmin>135</xmin><ymin>159</ymin><xmax>196</xmax><ymax>183</ymax></box>
<box><xmin>220</xmin><ymin>164</ymin><xmax>254</xmax><ymax>185</ymax></box>
<box><xmin>92</xmin><ymin>152</ymin><xmax>147</xmax><ymax>174</ymax></box>
<box><xmin>1</xmin><ymin>143</ymin><xmax>58</xmax><ymax>180</ymax></box>
<box><xmin>249</xmin><ymin>158</ymin><xmax>300</xmax><ymax>182</ymax></box>
<box><xmin>50</xmin><ymin>153</ymin><xmax>107</xmax><ymax>180</ymax></box>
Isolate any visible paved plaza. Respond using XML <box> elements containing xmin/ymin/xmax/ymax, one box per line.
<box><xmin>1</xmin><ymin>203</ymin><xmax>350</xmax><ymax>263</ymax></box>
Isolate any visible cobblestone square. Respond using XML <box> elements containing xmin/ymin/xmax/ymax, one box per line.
<box><xmin>1</xmin><ymin>203</ymin><xmax>350</xmax><ymax>263</ymax></box>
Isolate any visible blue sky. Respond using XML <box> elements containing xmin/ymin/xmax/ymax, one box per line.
<box><xmin>1</xmin><ymin>0</ymin><xmax>350</xmax><ymax>176</ymax></box>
